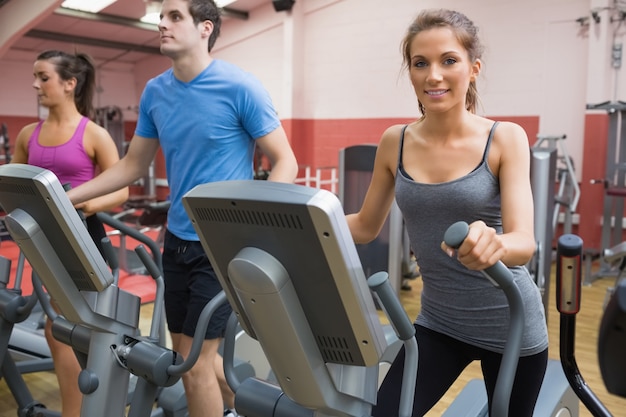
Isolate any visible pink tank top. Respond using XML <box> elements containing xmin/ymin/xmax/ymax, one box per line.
<box><xmin>27</xmin><ymin>117</ymin><xmax>96</xmax><ymax>189</ymax></box>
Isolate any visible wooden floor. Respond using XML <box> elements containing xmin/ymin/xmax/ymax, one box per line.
<box><xmin>1</xmin><ymin>262</ymin><xmax>625</xmax><ymax>417</ymax></box>
<box><xmin>399</xmin><ymin>264</ymin><xmax>626</xmax><ymax>417</ymax></box>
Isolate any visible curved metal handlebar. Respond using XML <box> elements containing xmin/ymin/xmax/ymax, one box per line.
<box><xmin>368</xmin><ymin>271</ymin><xmax>417</xmax><ymax>417</ymax></box>
<box><xmin>168</xmin><ymin>290</ymin><xmax>228</xmax><ymax>376</ymax></box>
<box><xmin>96</xmin><ymin>212</ymin><xmax>163</xmax><ymax>272</ymax></box>
<box><xmin>556</xmin><ymin>234</ymin><xmax>613</xmax><ymax>417</ymax></box>
<box><xmin>443</xmin><ymin>221</ymin><xmax>524</xmax><ymax>417</ymax></box>
<box><xmin>444</xmin><ymin>221</ymin><xmax>515</xmax><ymax>290</ymax></box>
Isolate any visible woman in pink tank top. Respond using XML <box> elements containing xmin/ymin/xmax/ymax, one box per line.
<box><xmin>12</xmin><ymin>50</ymin><xmax>128</xmax><ymax>417</ymax></box>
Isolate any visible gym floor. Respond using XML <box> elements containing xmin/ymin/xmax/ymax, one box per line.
<box><xmin>1</xmin><ymin>262</ymin><xmax>625</xmax><ymax>417</ymax></box>
<box><xmin>398</xmin><ymin>263</ymin><xmax>626</xmax><ymax>417</ymax></box>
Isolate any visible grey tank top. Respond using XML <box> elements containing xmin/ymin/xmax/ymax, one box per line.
<box><xmin>395</xmin><ymin>123</ymin><xmax>548</xmax><ymax>355</ymax></box>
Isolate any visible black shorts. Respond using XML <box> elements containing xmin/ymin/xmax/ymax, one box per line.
<box><xmin>162</xmin><ymin>230</ymin><xmax>232</xmax><ymax>339</ymax></box>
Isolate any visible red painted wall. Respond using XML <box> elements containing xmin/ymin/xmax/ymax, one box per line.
<box><xmin>2</xmin><ymin>114</ymin><xmax>538</xmax><ymax>186</ymax></box>
<box><xmin>578</xmin><ymin>113</ymin><xmax>610</xmax><ymax>251</ymax></box>
<box><xmin>286</xmin><ymin>115</ymin><xmax>540</xmax><ymax>172</ymax></box>
<box><xmin>9</xmin><ymin>112</ymin><xmax>616</xmax><ymax>253</ymax></box>
<box><xmin>0</xmin><ymin>116</ymin><xmax>38</xmax><ymax>158</ymax></box>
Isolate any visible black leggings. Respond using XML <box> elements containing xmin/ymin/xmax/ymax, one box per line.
<box><xmin>373</xmin><ymin>325</ymin><xmax>548</xmax><ymax>417</ymax></box>
<box><xmin>85</xmin><ymin>214</ymin><xmax>107</xmax><ymax>256</ymax></box>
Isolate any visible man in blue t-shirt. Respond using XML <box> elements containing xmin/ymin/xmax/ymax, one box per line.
<box><xmin>68</xmin><ymin>1</ymin><xmax>298</xmax><ymax>416</ymax></box>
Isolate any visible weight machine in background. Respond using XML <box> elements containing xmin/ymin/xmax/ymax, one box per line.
<box><xmin>586</xmin><ymin>101</ymin><xmax>626</xmax><ymax>284</ymax></box>
<box><xmin>95</xmin><ymin>106</ymin><xmax>125</xmax><ymax>158</ymax></box>
<box><xmin>95</xmin><ymin>106</ymin><xmax>165</xmax><ymax>275</ymax></box>
<box><xmin>529</xmin><ymin>134</ymin><xmax>580</xmax><ymax>317</ymax></box>
<box><xmin>95</xmin><ymin>105</ymin><xmax>157</xmax><ymax>201</ymax></box>
<box><xmin>533</xmin><ymin>135</ymin><xmax>580</xmax><ymax>236</ymax></box>
<box><xmin>528</xmin><ymin>146</ymin><xmax>557</xmax><ymax>319</ymax></box>
<box><xmin>0</xmin><ymin>123</ymin><xmax>10</xmax><ymax>165</ymax></box>
<box><xmin>338</xmin><ymin>145</ymin><xmax>408</xmax><ymax>295</ymax></box>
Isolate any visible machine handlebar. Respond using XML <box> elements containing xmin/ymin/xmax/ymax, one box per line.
<box><xmin>443</xmin><ymin>221</ymin><xmax>524</xmax><ymax>417</ymax></box>
<box><xmin>556</xmin><ymin>234</ymin><xmax>613</xmax><ymax>417</ymax></box>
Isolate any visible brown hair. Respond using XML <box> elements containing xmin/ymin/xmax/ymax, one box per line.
<box><xmin>400</xmin><ymin>9</ymin><xmax>484</xmax><ymax>115</ymax></box>
<box><xmin>36</xmin><ymin>50</ymin><xmax>96</xmax><ymax>119</ymax></box>
<box><xmin>184</xmin><ymin>0</ymin><xmax>222</xmax><ymax>52</ymax></box>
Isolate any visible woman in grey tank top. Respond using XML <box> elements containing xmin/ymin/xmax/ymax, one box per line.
<box><xmin>346</xmin><ymin>9</ymin><xmax>548</xmax><ymax>417</ymax></box>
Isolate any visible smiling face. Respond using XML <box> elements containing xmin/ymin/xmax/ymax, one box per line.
<box><xmin>408</xmin><ymin>27</ymin><xmax>481</xmax><ymax>117</ymax></box>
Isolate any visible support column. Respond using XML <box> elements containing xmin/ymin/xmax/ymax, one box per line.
<box><xmin>0</xmin><ymin>0</ymin><xmax>63</xmax><ymax>59</ymax></box>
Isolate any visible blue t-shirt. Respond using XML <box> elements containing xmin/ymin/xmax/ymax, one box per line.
<box><xmin>135</xmin><ymin>59</ymin><xmax>281</xmax><ymax>240</ymax></box>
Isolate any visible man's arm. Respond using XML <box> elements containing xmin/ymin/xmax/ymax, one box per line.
<box><xmin>255</xmin><ymin>125</ymin><xmax>298</xmax><ymax>183</ymax></box>
<box><xmin>78</xmin><ymin>122</ymin><xmax>129</xmax><ymax>215</ymax></box>
<box><xmin>67</xmin><ymin>135</ymin><xmax>160</xmax><ymax>207</ymax></box>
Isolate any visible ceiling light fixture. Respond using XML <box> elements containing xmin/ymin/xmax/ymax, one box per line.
<box><xmin>140</xmin><ymin>0</ymin><xmax>237</xmax><ymax>25</ymax></box>
<box><xmin>61</xmin><ymin>0</ymin><xmax>118</xmax><ymax>13</ymax></box>
<box><xmin>140</xmin><ymin>0</ymin><xmax>162</xmax><ymax>25</ymax></box>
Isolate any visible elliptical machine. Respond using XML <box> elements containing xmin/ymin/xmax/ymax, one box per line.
<box><xmin>0</xmin><ymin>164</ymin><xmax>259</xmax><ymax>417</ymax></box>
<box><xmin>556</xmin><ymin>234</ymin><xmax>626</xmax><ymax>417</ymax></box>
<box><xmin>181</xmin><ymin>180</ymin><xmax>542</xmax><ymax>417</ymax></box>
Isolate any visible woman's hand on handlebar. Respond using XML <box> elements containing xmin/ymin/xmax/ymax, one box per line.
<box><xmin>441</xmin><ymin>220</ymin><xmax>505</xmax><ymax>271</ymax></box>
<box><xmin>71</xmin><ymin>200</ymin><xmax>93</xmax><ymax>217</ymax></box>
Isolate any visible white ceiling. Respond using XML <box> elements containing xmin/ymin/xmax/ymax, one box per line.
<box><xmin>2</xmin><ymin>0</ymin><xmax>270</xmax><ymax>64</ymax></box>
